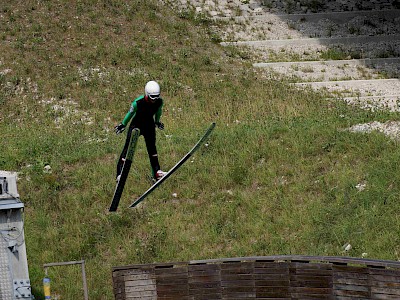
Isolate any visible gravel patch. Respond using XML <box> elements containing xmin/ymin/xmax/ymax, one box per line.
<box><xmin>295</xmin><ymin>79</ymin><xmax>400</xmax><ymax>97</ymax></box>
<box><xmin>348</xmin><ymin>121</ymin><xmax>400</xmax><ymax>140</ymax></box>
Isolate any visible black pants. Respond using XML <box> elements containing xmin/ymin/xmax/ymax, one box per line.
<box><xmin>117</xmin><ymin>121</ymin><xmax>160</xmax><ymax>178</ymax></box>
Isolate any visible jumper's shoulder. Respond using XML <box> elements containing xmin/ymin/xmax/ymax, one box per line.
<box><xmin>132</xmin><ymin>95</ymin><xmax>145</xmax><ymax>105</ymax></box>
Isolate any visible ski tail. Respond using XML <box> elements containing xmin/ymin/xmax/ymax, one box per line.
<box><xmin>129</xmin><ymin>122</ymin><xmax>215</xmax><ymax>208</ymax></box>
<box><xmin>109</xmin><ymin>128</ymin><xmax>140</xmax><ymax>212</ymax></box>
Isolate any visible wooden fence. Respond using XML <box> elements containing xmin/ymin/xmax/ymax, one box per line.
<box><xmin>112</xmin><ymin>255</ymin><xmax>400</xmax><ymax>299</ymax></box>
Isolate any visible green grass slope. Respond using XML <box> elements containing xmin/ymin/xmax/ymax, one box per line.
<box><xmin>1</xmin><ymin>0</ymin><xmax>400</xmax><ymax>298</ymax></box>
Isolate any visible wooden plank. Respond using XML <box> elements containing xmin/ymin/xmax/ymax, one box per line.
<box><xmin>255</xmin><ymin>298</ymin><xmax>290</xmax><ymax>300</ymax></box>
<box><xmin>334</xmin><ymin>288</ymin><xmax>370</xmax><ymax>298</ymax></box>
<box><xmin>254</xmin><ymin>274</ymin><xmax>289</xmax><ymax>280</ymax></box>
<box><xmin>189</xmin><ymin>294</ymin><xmax>222</xmax><ymax>300</ymax></box>
<box><xmin>189</xmin><ymin>264</ymin><xmax>220</xmax><ymax>271</ymax></box>
<box><xmin>333</xmin><ymin>265</ymin><xmax>369</xmax><ymax>272</ymax></box>
<box><xmin>156</xmin><ymin>275</ymin><xmax>188</xmax><ymax>283</ymax></box>
<box><xmin>124</xmin><ymin>274</ymin><xmax>156</xmax><ymax>281</ymax></box>
<box><xmin>371</xmin><ymin>293</ymin><xmax>400</xmax><ymax>300</ymax></box>
<box><xmin>221</xmin><ymin>273</ymin><xmax>254</xmax><ymax>281</ymax></box>
<box><xmin>157</xmin><ymin>297</ymin><xmax>189</xmax><ymax>300</ymax></box>
<box><xmin>256</xmin><ymin>289</ymin><xmax>290</xmax><ymax>298</ymax></box>
<box><xmin>189</xmin><ymin>269</ymin><xmax>220</xmax><ymax>276</ymax></box>
<box><xmin>254</xmin><ymin>267</ymin><xmax>290</xmax><ymax>275</ymax></box>
<box><xmin>334</xmin><ymin>272</ymin><xmax>369</xmax><ymax>281</ymax></box>
<box><xmin>290</xmin><ymin>274</ymin><xmax>332</xmax><ymax>281</ymax></box>
<box><xmin>189</xmin><ymin>274</ymin><xmax>221</xmax><ymax>283</ymax></box>
<box><xmin>289</xmin><ymin>293</ymin><xmax>333</xmax><ymax>299</ymax></box>
<box><xmin>370</xmin><ymin>274</ymin><xmax>400</xmax><ymax>282</ymax></box>
<box><xmin>189</xmin><ymin>270</ymin><xmax>220</xmax><ymax>278</ymax></box>
<box><xmin>156</xmin><ymin>279</ymin><xmax>188</xmax><ymax>286</ymax></box>
<box><xmin>189</xmin><ymin>281</ymin><xmax>221</xmax><ymax>289</ymax></box>
<box><xmin>370</xmin><ymin>269</ymin><xmax>400</xmax><ymax>276</ymax></box>
<box><xmin>221</xmin><ymin>279</ymin><xmax>255</xmax><ymax>287</ymax></box>
<box><xmin>290</xmin><ymin>262</ymin><xmax>332</xmax><ymax>270</ymax></box>
<box><xmin>290</xmin><ymin>264</ymin><xmax>331</xmax><ymax>270</ymax></box>
<box><xmin>221</xmin><ymin>291</ymin><xmax>256</xmax><ymax>298</ymax></box>
<box><xmin>156</xmin><ymin>290</ymin><xmax>189</xmax><ymax>298</ymax></box>
<box><xmin>289</xmin><ymin>287</ymin><xmax>332</xmax><ymax>295</ymax></box>
<box><xmin>157</xmin><ymin>285</ymin><xmax>188</xmax><ymax>293</ymax></box>
<box><xmin>334</xmin><ymin>277</ymin><xmax>369</xmax><ymax>285</ymax></box>
<box><xmin>290</xmin><ymin>268</ymin><xmax>333</xmax><ymax>276</ymax></box>
<box><xmin>334</xmin><ymin>297</ymin><xmax>369</xmax><ymax>300</ymax></box>
<box><xmin>125</xmin><ymin>296</ymin><xmax>156</xmax><ymax>300</ymax></box>
<box><xmin>335</xmin><ymin>284</ymin><xmax>369</xmax><ymax>292</ymax></box>
<box><xmin>291</xmin><ymin>279</ymin><xmax>332</xmax><ymax>288</ymax></box>
<box><xmin>220</xmin><ymin>261</ymin><xmax>254</xmax><ymax>271</ymax></box>
<box><xmin>124</xmin><ymin>285</ymin><xmax>156</xmax><ymax>292</ymax></box>
<box><xmin>125</xmin><ymin>279</ymin><xmax>156</xmax><ymax>287</ymax></box>
<box><xmin>254</xmin><ymin>262</ymin><xmax>290</xmax><ymax>269</ymax></box>
<box><xmin>372</xmin><ymin>281</ymin><xmax>400</xmax><ymax>288</ymax></box>
<box><xmin>371</xmin><ymin>286</ymin><xmax>400</xmax><ymax>295</ymax></box>
<box><xmin>124</xmin><ymin>290</ymin><xmax>156</xmax><ymax>297</ymax></box>
<box><xmin>221</xmin><ymin>285</ymin><xmax>255</xmax><ymax>292</ymax></box>
<box><xmin>255</xmin><ymin>279</ymin><xmax>290</xmax><ymax>287</ymax></box>
<box><xmin>156</xmin><ymin>267</ymin><xmax>188</xmax><ymax>276</ymax></box>
<box><xmin>189</xmin><ymin>286</ymin><xmax>222</xmax><ymax>293</ymax></box>
<box><xmin>220</xmin><ymin>268</ymin><xmax>254</xmax><ymax>275</ymax></box>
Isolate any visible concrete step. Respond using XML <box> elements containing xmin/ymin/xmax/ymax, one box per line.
<box><xmin>222</xmin><ymin>35</ymin><xmax>400</xmax><ymax>61</ymax></box>
<box><xmin>254</xmin><ymin>58</ymin><xmax>400</xmax><ymax>81</ymax></box>
<box><xmin>221</xmin><ymin>34</ymin><xmax>400</xmax><ymax>47</ymax></box>
<box><xmin>295</xmin><ymin>78</ymin><xmax>400</xmax><ymax>97</ymax></box>
<box><xmin>216</xmin><ymin>9</ymin><xmax>400</xmax><ymax>23</ymax></box>
<box><xmin>254</xmin><ymin>58</ymin><xmax>400</xmax><ymax>68</ymax></box>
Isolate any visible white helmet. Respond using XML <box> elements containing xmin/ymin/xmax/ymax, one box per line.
<box><xmin>145</xmin><ymin>81</ymin><xmax>160</xmax><ymax>100</ymax></box>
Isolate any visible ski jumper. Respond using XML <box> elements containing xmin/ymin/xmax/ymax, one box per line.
<box><xmin>117</xmin><ymin>95</ymin><xmax>164</xmax><ymax>178</ymax></box>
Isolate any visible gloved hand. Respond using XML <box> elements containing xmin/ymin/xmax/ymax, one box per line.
<box><xmin>114</xmin><ymin>123</ymin><xmax>126</xmax><ymax>134</ymax></box>
<box><xmin>155</xmin><ymin>122</ymin><xmax>164</xmax><ymax>130</ymax></box>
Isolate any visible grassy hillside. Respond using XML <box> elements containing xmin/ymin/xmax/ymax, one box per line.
<box><xmin>1</xmin><ymin>0</ymin><xmax>400</xmax><ymax>298</ymax></box>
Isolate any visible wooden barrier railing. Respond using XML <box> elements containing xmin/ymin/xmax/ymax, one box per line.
<box><xmin>112</xmin><ymin>255</ymin><xmax>400</xmax><ymax>299</ymax></box>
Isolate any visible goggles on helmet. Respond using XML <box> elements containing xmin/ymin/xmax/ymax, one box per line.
<box><xmin>148</xmin><ymin>94</ymin><xmax>160</xmax><ymax>100</ymax></box>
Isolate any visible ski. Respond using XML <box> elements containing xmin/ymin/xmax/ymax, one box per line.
<box><xmin>109</xmin><ymin>128</ymin><xmax>140</xmax><ymax>212</ymax></box>
<box><xmin>129</xmin><ymin>122</ymin><xmax>216</xmax><ymax>208</ymax></box>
